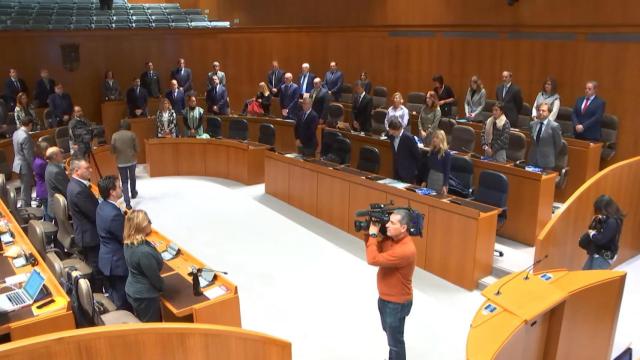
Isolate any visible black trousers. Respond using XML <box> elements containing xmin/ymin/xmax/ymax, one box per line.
<box><xmin>127</xmin><ymin>295</ymin><xmax>162</xmax><ymax>322</ymax></box>
<box><xmin>81</xmin><ymin>245</ymin><xmax>104</xmax><ymax>293</ymax></box>
<box><xmin>99</xmin><ymin>0</ymin><xmax>113</xmax><ymax>10</ymax></box>
<box><xmin>106</xmin><ymin>275</ymin><xmax>131</xmax><ymax>311</ymax></box>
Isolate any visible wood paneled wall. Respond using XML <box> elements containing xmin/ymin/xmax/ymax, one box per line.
<box><xmin>0</xmin><ymin>26</ymin><xmax>638</xmax><ymax>163</ymax></box>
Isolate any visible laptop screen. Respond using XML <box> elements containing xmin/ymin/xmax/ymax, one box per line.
<box><xmin>23</xmin><ymin>269</ymin><xmax>45</xmax><ymax>300</ymax></box>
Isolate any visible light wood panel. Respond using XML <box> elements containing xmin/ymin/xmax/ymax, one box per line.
<box><xmin>0</xmin><ymin>323</ymin><xmax>291</xmax><ymax>360</ymax></box>
<box><xmin>316</xmin><ymin>174</ymin><xmax>350</xmax><ymax>231</ymax></box>
<box><xmin>535</xmin><ymin>157</ymin><xmax>640</xmax><ymax>271</ymax></box>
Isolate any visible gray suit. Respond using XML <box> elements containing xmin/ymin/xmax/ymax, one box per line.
<box><xmin>45</xmin><ymin>162</ymin><xmax>69</xmax><ymax>218</ymax></box>
<box><xmin>12</xmin><ymin>127</ymin><xmax>34</xmax><ymax>206</ymax></box>
<box><xmin>527</xmin><ymin>119</ymin><xmax>563</xmax><ymax>170</ymax></box>
<box><xmin>207</xmin><ymin>70</ymin><xmax>226</xmax><ymax>89</ymax></box>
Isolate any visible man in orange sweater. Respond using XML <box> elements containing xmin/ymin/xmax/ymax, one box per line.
<box><xmin>366</xmin><ymin>209</ymin><xmax>417</xmax><ymax>360</ymax></box>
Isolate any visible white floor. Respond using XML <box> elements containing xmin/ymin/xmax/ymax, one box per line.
<box><xmin>130</xmin><ymin>170</ymin><xmax>639</xmax><ymax>360</ymax></box>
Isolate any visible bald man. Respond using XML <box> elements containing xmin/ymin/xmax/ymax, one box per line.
<box><xmin>279</xmin><ymin>73</ymin><xmax>301</xmax><ymax>119</ymax></box>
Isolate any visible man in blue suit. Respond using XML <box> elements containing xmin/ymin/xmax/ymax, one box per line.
<box><xmin>169</xmin><ymin>58</ymin><xmax>193</xmax><ymax>93</ymax></box>
<box><xmin>267</xmin><ymin>60</ymin><xmax>285</xmax><ymax>98</ymax></box>
<box><xmin>297</xmin><ymin>63</ymin><xmax>315</xmax><ymax>98</ymax></box>
<box><xmin>323</xmin><ymin>61</ymin><xmax>344</xmax><ymax>102</ymax></box>
<box><xmin>4</xmin><ymin>68</ymin><xmax>28</xmax><ymax>111</ymax></box>
<box><xmin>96</xmin><ymin>175</ymin><xmax>130</xmax><ymax>310</ymax></box>
<box><xmin>205</xmin><ymin>75</ymin><xmax>229</xmax><ymax>115</ymax></box>
<box><xmin>67</xmin><ymin>158</ymin><xmax>103</xmax><ymax>291</ymax></box>
<box><xmin>388</xmin><ymin>117</ymin><xmax>420</xmax><ymax>184</ymax></box>
<box><xmin>165</xmin><ymin>80</ymin><xmax>186</xmax><ymax>115</ymax></box>
<box><xmin>571</xmin><ymin>81</ymin><xmax>605</xmax><ymax>141</ymax></box>
<box><xmin>125</xmin><ymin>77</ymin><xmax>148</xmax><ymax>118</ymax></box>
<box><xmin>47</xmin><ymin>83</ymin><xmax>73</xmax><ymax>127</ymax></box>
<box><xmin>279</xmin><ymin>73</ymin><xmax>301</xmax><ymax>119</ymax></box>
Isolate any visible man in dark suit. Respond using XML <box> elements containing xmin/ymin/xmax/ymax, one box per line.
<box><xmin>96</xmin><ymin>175</ymin><xmax>130</xmax><ymax>310</ymax></box>
<box><xmin>33</xmin><ymin>69</ymin><xmax>55</xmax><ymax>108</ymax></box>
<box><xmin>388</xmin><ymin>117</ymin><xmax>420</xmax><ymax>184</ymax></box>
<box><xmin>99</xmin><ymin>0</ymin><xmax>113</xmax><ymax>10</ymax></box>
<box><xmin>140</xmin><ymin>61</ymin><xmax>161</xmax><ymax>98</ymax></box>
<box><xmin>495</xmin><ymin>71</ymin><xmax>523</xmax><ymax>125</ymax></box>
<box><xmin>352</xmin><ymin>80</ymin><xmax>373</xmax><ymax>133</ymax></box>
<box><xmin>165</xmin><ymin>80</ymin><xmax>185</xmax><ymax>115</ymax></box>
<box><xmin>44</xmin><ymin>146</ymin><xmax>69</xmax><ymax>219</ymax></box>
<box><xmin>297</xmin><ymin>63</ymin><xmax>315</xmax><ymax>98</ymax></box>
<box><xmin>279</xmin><ymin>73</ymin><xmax>301</xmax><ymax>120</ymax></box>
<box><xmin>126</xmin><ymin>78</ymin><xmax>148</xmax><ymax>118</ymax></box>
<box><xmin>528</xmin><ymin>103</ymin><xmax>563</xmax><ymax>170</ymax></box>
<box><xmin>295</xmin><ymin>98</ymin><xmax>319</xmax><ymax>157</ymax></box>
<box><xmin>571</xmin><ymin>81</ymin><xmax>605</xmax><ymax>141</ymax></box>
<box><xmin>47</xmin><ymin>83</ymin><xmax>73</xmax><ymax>127</ymax></box>
<box><xmin>323</xmin><ymin>61</ymin><xmax>344</xmax><ymax>102</ymax></box>
<box><xmin>170</xmin><ymin>58</ymin><xmax>193</xmax><ymax>93</ymax></box>
<box><xmin>205</xmin><ymin>75</ymin><xmax>229</xmax><ymax>115</ymax></box>
<box><xmin>4</xmin><ymin>68</ymin><xmax>28</xmax><ymax>111</ymax></box>
<box><xmin>267</xmin><ymin>60</ymin><xmax>285</xmax><ymax>98</ymax></box>
<box><xmin>67</xmin><ymin>158</ymin><xmax>103</xmax><ymax>291</ymax></box>
<box><xmin>12</xmin><ymin>117</ymin><xmax>34</xmax><ymax>207</ymax></box>
<box><xmin>310</xmin><ymin>77</ymin><xmax>330</xmax><ymax>122</ymax></box>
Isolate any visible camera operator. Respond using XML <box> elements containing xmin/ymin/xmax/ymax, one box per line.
<box><xmin>579</xmin><ymin>195</ymin><xmax>625</xmax><ymax>270</ymax></box>
<box><xmin>365</xmin><ymin>209</ymin><xmax>416</xmax><ymax>360</ymax></box>
<box><xmin>69</xmin><ymin>106</ymin><xmax>93</xmax><ymax>158</ymax></box>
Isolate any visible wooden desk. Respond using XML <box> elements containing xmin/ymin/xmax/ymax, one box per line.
<box><xmin>146</xmin><ymin>138</ymin><xmax>268</xmax><ymax>185</ymax></box>
<box><xmin>127</xmin><ymin>117</ymin><xmax>157</xmax><ymax>164</ymax></box>
<box><xmin>219</xmin><ymin>115</ymin><xmax>298</xmax><ymax>153</ymax></box>
<box><xmin>265</xmin><ymin>152</ymin><xmax>500</xmax><ymax>290</ymax></box>
<box><xmin>0</xmin><ymin>201</ymin><xmax>74</xmax><ymax>341</ymax></box>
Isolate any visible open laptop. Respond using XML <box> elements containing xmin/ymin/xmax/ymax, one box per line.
<box><xmin>0</xmin><ymin>269</ymin><xmax>45</xmax><ymax>313</ymax></box>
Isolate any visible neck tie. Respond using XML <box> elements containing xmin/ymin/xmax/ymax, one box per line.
<box><xmin>302</xmin><ymin>111</ymin><xmax>307</xmax><ymax>122</ymax></box>
<box><xmin>502</xmin><ymin>85</ymin><xmax>508</xmax><ymax>98</ymax></box>
<box><xmin>174</xmin><ymin>90</ymin><xmax>177</xmax><ymax>98</ymax></box>
<box><xmin>44</xmin><ymin>80</ymin><xmax>49</xmax><ymax>90</ymax></box>
<box><xmin>14</xmin><ymin>80</ymin><xmax>20</xmax><ymax>91</ymax></box>
<box><xmin>136</xmin><ymin>87</ymin><xmax>139</xmax><ymax>95</ymax></box>
<box><xmin>272</xmin><ymin>73</ymin><xmax>276</xmax><ymax>87</ymax></box>
<box><xmin>536</xmin><ymin>121</ymin><xmax>544</xmax><ymax>144</ymax></box>
<box><xmin>582</xmin><ymin>97</ymin><xmax>591</xmax><ymax>113</ymax></box>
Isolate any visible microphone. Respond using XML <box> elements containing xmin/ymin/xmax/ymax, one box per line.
<box><xmin>202</xmin><ymin>268</ymin><xmax>229</xmax><ymax>275</ymax></box>
<box><xmin>494</xmin><ymin>255</ymin><xmax>548</xmax><ymax>296</ymax></box>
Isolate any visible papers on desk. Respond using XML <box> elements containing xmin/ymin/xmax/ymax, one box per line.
<box><xmin>284</xmin><ymin>153</ymin><xmax>303</xmax><ymax>159</ymax></box>
<box><xmin>525</xmin><ymin>165</ymin><xmax>544</xmax><ymax>174</ymax></box>
<box><xmin>4</xmin><ymin>273</ymin><xmax>27</xmax><ymax>286</ymax></box>
<box><xmin>377</xmin><ymin>178</ymin><xmax>411</xmax><ymax>189</ymax></box>
<box><xmin>204</xmin><ymin>284</ymin><xmax>229</xmax><ymax>300</ymax></box>
<box><xmin>414</xmin><ymin>187</ymin><xmax>437</xmax><ymax>196</ymax></box>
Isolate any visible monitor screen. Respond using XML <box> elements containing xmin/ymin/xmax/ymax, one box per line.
<box><xmin>24</xmin><ymin>269</ymin><xmax>45</xmax><ymax>300</ymax></box>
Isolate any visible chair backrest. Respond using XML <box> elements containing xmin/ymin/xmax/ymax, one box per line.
<box><xmin>556</xmin><ymin>139</ymin><xmax>569</xmax><ymax>170</ymax></box>
<box><xmin>555</xmin><ymin>106</ymin><xmax>574</xmax><ymax>137</ymax></box>
<box><xmin>339</xmin><ymin>83</ymin><xmax>353</xmax><ymax>103</ymax></box>
<box><xmin>55</xmin><ymin>126</ymin><xmax>70</xmax><ymax>153</ymax></box>
<box><xmin>506</xmin><ymin>131</ymin><xmax>527</xmax><ymax>162</ymax></box>
<box><xmin>474</xmin><ymin>170</ymin><xmax>509</xmax><ymax>219</ymax></box>
<box><xmin>228</xmin><ymin>118</ymin><xmax>248</xmax><ymax>140</ymax></box>
<box><xmin>520</xmin><ymin>102</ymin><xmax>531</xmax><ymax>116</ymax></box>
<box><xmin>38</xmin><ymin>135</ymin><xmax>57</xmax><ymax>148</ymax></box>
<box><xmin>356</xmin><ymin>145</ymin><xmax>380</xmax><ymax>174</ymax></box>
<box><xmin>437</xmin><ymin>118</ymin><xmax>456</xmax><ymax>136</ymax></box>
<box><xmin>205</xmin><ymin>116</ymin><xmax>222</xmax><ymax>138</ymax></box>
<box><xmin>7</xmin><ymin>187</ymin><xmax>26</xmax><ymax>226</ymax></box>
<box><xmin>450</xmin><ymin>155</ymin><xmax>474</xmax><ymax>190</ymax></box>
<box><xmin>405</xmin><ymin>92</ymin><xmax>426</xmax><ymax>113</ymax></box>
<box><xmin>556</xmin><ymin>106</ymin><xmax>573</xmax><ymax>122</ymax></box>
<box><xmin>483</xmin><ymin>99</ymin><xmax>497</xmax><ymax>112</ymax></box>
<box><xmin>329</xmin><ymin>136</ymin><xmax>351</xmax><ymax>165</ymax></box>
<box><xmin>320</xmin><ymin>130</ymin><xmax>342</xmax><ymax>156</ymax></box>
<box><xmin>326</xmin><ymin>103</ymin><xmax>344</xmax><ymax>127</ymax></box>
<box><xmin>372</xmin><ymin>86</ymin><xmax>387</xmax><ymax>108</ymax></box>
<box><xmin>0</xmin><ymin>149</ymin><xmax>11</xmax><ymax>181</ymax></box>
<box><xmin>46</xmin><ymin>252</ymin><xmax>65</xmax><ymax>286</ymax></box>
<box><xmin>52</xmin><ymin>194</ymin><xmax>74</xmax><ymax>251</ymax></box>
<box><xmin>258</xmin><ymin>123</ymin><xmax>276</xmax><ymax>146</ymax></box>
<box><xmin>76</xmin><ymin>276</ymin><xmax>98</xmax><ymax>325</ymax></box>
<box><xmin>27</xmin><ymin>220</ymin><xmax>48</xmax><ymax>260</ymax></box>
<box><xmin>371</xmin><ymin>109</ymin><xmax>387</xmax><ymax>136</ymax></box>
<box><xmin>601</xmin><ymin>114</ymin><xmax>618</xmax><ymax>145</ymax></box>
<box><xmin>0</xmin><ymin>174</ymin><xmax>6</xmax><ymax>204</ymax></box>
<box><xmin>514</xmin><ymin>115</ymin><xmax>531</xmax><ymax>131</ymax></box>
<box><xmin>449</xmin><ymin>125</ymin><xmax>476</xmax><ymax>152</ymax></box>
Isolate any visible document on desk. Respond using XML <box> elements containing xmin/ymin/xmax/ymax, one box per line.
<box><xmin>204</xmin><ymin>284</ymin><xmax>229</xmax><ymax>300</ymax></box>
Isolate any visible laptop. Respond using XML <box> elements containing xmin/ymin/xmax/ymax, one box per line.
<box><xmin>0</xmin><ymin>269</ymin><xmax>46</xmax><ymax>313</ymax></box>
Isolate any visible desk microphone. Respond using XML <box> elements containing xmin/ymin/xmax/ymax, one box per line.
<box><xmin>203</xmin><ymin>268</ymin><xmax>228</xmax><ymax>275</ymax></box>
<box><xmin>494</xmin><ymin>254</ymin><xmax>548</xmax><ymax>296</ymax></box>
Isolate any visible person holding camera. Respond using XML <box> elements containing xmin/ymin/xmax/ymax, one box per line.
<box><xmin>365</xmin><ymin>209</ymin><xmax>417</xmax><ymax>360</ymax></box>
<box><xmin>69</xmin><ymin>106</ymin><xmax>93</xmax><ymax>158</ymax></box>
<box><xmin>579</xmin><ymin>195</ymin><xmax>625</xmax><ymax>270</ymax></box>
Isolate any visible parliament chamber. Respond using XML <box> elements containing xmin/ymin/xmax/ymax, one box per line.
<box><xmin>0</xmin><ymin>0</ymin><xmax>638</xmax><ymax>359</ymax></box>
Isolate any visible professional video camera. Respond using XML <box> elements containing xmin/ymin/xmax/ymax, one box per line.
<box><xmin>354</xmin><ymin>202</ymin><xmax>424</xmax><ymax>237</ymax></box>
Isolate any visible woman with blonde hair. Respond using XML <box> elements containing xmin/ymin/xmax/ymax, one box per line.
<box><xmin>418</xmin><ymin>91</ymin><xmax>441</xmax><ymax>145</ymax></box>
<box><xmin>481</xmin><ymin>102</ymin><xmax>510</xmax><ymax>162</ymax></box>
<box><xmin>155</xmin><ymin>97</ymin><xmax>176</xmax><ymax>138</ymax></box>
<box><xmin>421</xmin><ymin>130</ymin><xmax>451</xmax><ymax>194</ymax></box>
<box><xmin>123</xmin><ymin>210</ymin><xmax>164</xmax><ymax>322</ymax></box>
<box><xmin>385</xmin><ymin>92</ymin><xmax>409</xmax><ymax>129</ymax></box>
<box><xmin>242</xmin><ymin>82</ymin><xmax>273</xmax><ymax>115</ymax></box>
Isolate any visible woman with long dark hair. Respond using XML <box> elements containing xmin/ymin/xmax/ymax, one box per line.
<box><xmin>580</xmin><ymin>195</ymin><xmax>625</xmax><ymax>270</ymax></box>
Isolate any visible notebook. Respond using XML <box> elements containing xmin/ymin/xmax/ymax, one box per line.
<box><xmin>0</xmin><ymin>269</ymin><xmax>45</xmax><ymax>313</ymax></box>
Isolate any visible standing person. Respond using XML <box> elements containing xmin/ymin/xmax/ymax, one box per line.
<box><xmin>385</xmin><ymin>93</ymin><xmax>409</xmax><ymax>130</ymax></box>
<box><xmin>267</xmin><ymin>60</ymin><xmax>285</xmax><ymax>98</ymax></box>
<box><xmin>207</xmin><ymin>60</ymin><xmax>226</xmax><ymax>88</ymax></box>
<box><xmin>96</xmin><ymin>175</ymin><xmax>130</xmax><ymax>310</ymax></box>
<box><xmin>14</xmin><ymin>92</ymin><xmax>36</xmax><ymax>127</ymax></box>
<box><xmin>126</xmin><ymin>78</ymin><xmax>148</xmax><ymax>118</ymax></box>
<box><xmin>424</xmin><ymin>130</ymin><xmax>451</xmax><ymax>194</ymax></box>
<box><xmin>205</xmin><ymin>75</ymin><xmax>228</xmax><ymax>115</ymax></box>
<box><xmin>481</xmin><ymin>102</ymin><xmax>511</xmax><ymax>163</ymax></box>
<box><xmin>102</xmin><ymin>70</ymin><xmax>121</xmax><ymax>101</ymax></box>
<box><xmin>68</xmin><ymin>106</ymin><xmax>93</xmax><ymax>158</ymax></box>
<box><xmin>432</xmin><ymin>74</ymin><xmax>456</xmax><ymax>117</ymax></box>
<box><xmin>111</xmin><ymin>119</ymin><xmax>138</xmax><ymax>210</ymax></box>
<box><xmin>388</xmin><ymin>117</ymin><xmax>420</xmax><ymax>184</ymax></box>
<box><xmin>528</xmin><ymin>103</ymin><xmax>563</xmax><ymax>170</ymax></box>
<box><xmin>464</xmin><ymin>75</ymin><xmax>486</xmax><ymax>122</ymax></box>
<box><xmin>183</xmin><ymin>95</ymin><xmax>205</xmax><ymax>137</ymax></box>
<box><xmin>124</xmin><ymin>209</ymin><xmax>164</xmax><ymax>322</ymax></box>
<box><xmin>571</xmin><ymin>80</ymin><xmax>605</xmax><ymax>141</ymax></box>
<box><xmin>67</xmin><ymin>158</ymin><xmax>103</xmax><ymax>292</ymax></box>
<box><xmin>323</xmin><ymin>61</ymin><xmax>344</xmax><ymax>102</ymax></box>
<box><xmin>140</xmin><ymin>61</ymin><xmax>162</xmax><ymax>98</ymax></box>
<box><xmin>495</xmin><ymin>71</ymin><xmax>523</xmax><ymax>125</ymax></box>
<box><xmin>310</xmin><ymin>77</ymin><xmax>330</xmax><ymax>122</ymax></box>
<box><xmin>359</xmin><ymin>71</ymin><xmax>372</xmax><ymax>94</ymax></box>
<box><xmin>351</xmin><ymin>80</ymin><xmax>373</xmax><ymax>133</ymax></box>
<box><xmin>155</xmin><ymin>98</ymin><xmax>177</xmax><ymax>138</ymax></box>
<box><xmin>33</xmin><ymin>68</ymin><xmax>56</xmax><ymax>108</ymax></box>
<box><xmin>580</xmin><ymin>195</ymin><xmax>624</xmax><ymax>270</ymax></box>
<box><xmin>12</xmin><ymin>117</ymin><xmax>35</xmax><ymax>207</ymax></box>
<box><xmin>365</xmin><ymin>209</ymin><xmax>417</xmax><ymax>360</ymax></box>
<box><xmin>47</xmin><ymin>83</ymin><xmax>73</xmax><ymax>127</ymax></box>
<box><xmin>418</xmin><ymin>91</ymin><xmax>441</xmax><ymax>145</ymax></box>
<box><xmin>240</xmin><ymin>82</ymin><xmax>272</xmax><ymax>116</ymax></box>
<box><xmin>297</xmin><ymin>63</ymin><xmax>315</xmax><ymax>97</ymax></box>
<box><xmin>531</xmin><ymin>77</ymin><xmax>560</xmax><ymax>122</ymax></box>
<box><xmin>44</xmin><ymin>146</ymin><xmax>69</xmax><ymax>219</ymax></box>
<box><xmin>33</xmin><ymin>141</ymin><xmax>50</xmax><ymax>220</ymax></box>
<box><xmin>169</xmin><ymin>58</ymin><xmax>192</xmax><ymax>93</ymax></box>
<box><xmin>294</xmin><ymin>98</ymin><xmax>319</xmax><ymax>157</ymax></box>
<box><xmin>4</xmin><ymin>68</ymin><xmax>28</xmax><ymax>111</ymax></box>
<box><xmin>165</xmin><ymin>80</ymin><xmax>185</xmax><ymax>115</ymax></box>
<box><xmin>279</xmin><ymin>73</ymin><xmax>301</xmax><ymax>119</ymax></box>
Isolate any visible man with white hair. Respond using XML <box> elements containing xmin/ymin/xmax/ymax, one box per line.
<box><xmin>207</xmin><ymin>60</ymin><xmax>226</xmax><ymax>89</ymax></box>
<box><xmin>297</xmin><ymin>63</ymin><xmax>315</xmax><ymax>97</ymax></box>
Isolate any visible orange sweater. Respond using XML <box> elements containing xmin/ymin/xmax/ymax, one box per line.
<box><xmin>366</xmin><ymin>234</ymin><xmax>416</xmax><ymax>303</ymax></box>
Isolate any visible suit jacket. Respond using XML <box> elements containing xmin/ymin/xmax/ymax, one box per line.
<box><xmin>295</xmin><ymin>110</ymin><xmax>319</xmax><ymax>149</ymax></box>
<box><xmin>4</xmin><ymin>78</ymin><xmax>28</xmax><ymax>110</ymax></box>
<box><xmin>279</xmin><ymin>83</ymin><xmax>301</xmax><ymax>112</ymax></box>
<box><xmin>464</xmin><ymin>88</ymin><xmax>486</xmax><ymax>118</ymax></box>
<box><xmin>102</xmin><ymin>79</ymin><xmax>121</xmax><ymax>100</ymax></box>
<box><xmin>311</xmin><ymin>88</ymin><xmax>330</xmax><ymax>120</ymax></box>
<box><xmin>140</xmin><ymin>71</ymin><xmax>161</xmax><ymax>98</ymax></box>
<box><xmin>571</xmin><ymin>96</ymin><xmax>605</xmax><ymax>141</ymax></box>
<box><xmin>323</xmin><ymin>70</ymin><xmax>344</xmax><ymax>101</ymax></box>
<box><xmin>47</xmin><ymin>93</ymin><xmax>73</xmax><ymax>121</ymax></box>
<box><xmin>165</xmin><ymin>89</ymin><xmax>185</xmax><ymax>115</ymax></box>
<box><xmin>297</xmin><ymin>72</ymin><xmax>315</xmax><ymax>95</ymax></box>
<box><xmin>528</xmin><ymin>119</ymin><xmax>563</xmax><ymax>169</ymax></box>
<box><xmin>45</xmin><ymin>162</ymin><xmax>69</xmax><ymax>216</ymax></box>
<box><xmin>12</xmin><ymin>127</ymin><xmax>34</xmax><ymax>174</ymax></box>
<box><xmin>267</xmin><ymin>69</ymin><xmax>284</xmax><ymax>95</ymax></box>
<box><xmin>126</xmin><ymin>86</ymin><xmax>148</xmax><ymax>117</ymax></box>
<box><xmin>34</xmin><ymin>78</ymin><xmax>55</xmax><ymax>107</ymax></box>
<box><xmin>170</xmin><ymin>67</ymin><xmax>193</xmax><ymax>93</ymax></box>
<box><xmin>111</xmin><ymin>129</ymin><xmax>138</xmax><ymax>165</ymax></box>
<box><xmin>124</xmin><ymin>241</ymin><xmax>164</xmax><ymax>298</ymax></box>
<box><xmin>205</xmin><ymin>84</ymin><xmax>229</xmax><ymax>114</ymax></box>
<box><xmin>496</xmin><ymin>83</ymin><xmax>523</xmax><ymax>124</ymax></box>
<box><xmin>352</xmin><ymin>92</ymin><xmax>373</xmax><ymax>132</ymax></box>
<box><xmin>389</xmin><ymin>131</ymin><xmax>420</xmax><ymax>184</ymax></box>
<box><xmin>67</xmin><ymin>177</ymin><xmax>99</xmax><ymax>248</ymax></box>
<box><xmin>97</xmin><ymin>201</ymin><xmax>127</xmax><ymax>277</ymax></box>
